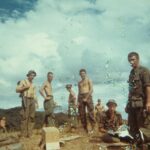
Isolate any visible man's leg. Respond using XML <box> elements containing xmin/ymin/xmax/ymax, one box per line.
<box><xmin>136</xmin><ymin>108</ymin><xmax>144</xmax><ymax>129</ymax></box>
<box><xmin>87</xmin><ymin>98</ymin><xmax>95</xmax><ymax>130</ymax></box>
<box><xmin>20</xmin><ymin>98</ymin><xmax>29</xmax><ymax>137</ymax></box>
<box><xmin>27</xmin><ymin>100</ymin><xmax>35</xmax><ymax>137</ymax></box>
<box><xmin>79</xmin><ymin>101</ymin><xmax>87</xmax><ymax>131</ymax></box>
<box><xmin>128</xmin><ymin>108</ymin><xmax>140</xmax><ymax>137</ymax></box>
<box><xmin>44</xmin><ymin>99</ymin><xmax>55</xmax><ymax>127</ymax></box>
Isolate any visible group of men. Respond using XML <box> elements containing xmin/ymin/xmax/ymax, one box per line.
<box><xmin>15</xmin><ymin>52</ymin><xmax>150</xmax><ymax>147</ymax></box>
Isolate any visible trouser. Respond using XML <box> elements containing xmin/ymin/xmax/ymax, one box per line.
<box><xmin>68</xmin><ymin>103</ymin><xmax>77</xmax><ymax>127</ymax></box>
<box><xmin>78</xmin><ymin>94</ymin><xmax>95</xmax><ymax>130</ymax></box>
<box><xmin>128</xmin><ymin>107</ymin><xmax>144</xmax><ymax>137</ymax></box>
<box><xmin>96</xmin><ymin>111</ymin><xmax>102</xmax><ymax>123</ymax></box>
<box><xmin>20</xmin><ymin>97</ymin><xmax>35</xmax><ymax>137</ymax></box>
<box><xmin>43</xmin><ymin>97</ymin><xmax>55</xmax><ymax>127</ymax></box>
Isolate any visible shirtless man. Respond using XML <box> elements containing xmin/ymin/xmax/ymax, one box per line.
<box><xmin>95</xmin><ymin>99</ymin><xmax>104</xmax><ymax>123</ymax></box>
<box><xmin>66</xmin><ymin>84</ymin><xmax>77</xmax><ymax>128</ymax></box>
<box><xmin>40</xmin><ymin>72</ymin><xmax>55</xmax><ymax>127</ymax></box>
<box><xmin>78</xmin><ymin>69</ymin><xmax>95</xmax><ymax>133</ymax></box>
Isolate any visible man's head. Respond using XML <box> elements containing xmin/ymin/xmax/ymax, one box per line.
<box><xmin>128</xmin><ymin>52</ymin><xmax>140</xmax><ymax>69</ymax></box>
<box><xmin>79</xmin><ymin>69</ymin><xmax>87</xmax><ymax>80</ymax></box>
<box><xmin>98</xmin><ymin>99</ymin><xmax>101</xmax><ymax>104</ymax></box>
<box><xmin>106</xmin><ymin>99</ymin><xmax>117</xmax><ymax>113</ymax></box>
<box><xmin>47</xmin><ymin>72</ymin><xmax>53</xmax><ymax>82</ymax></box>
<box><xmin>27</xmin><ymin>70</ymin><xmax>36</xmax><ymax>81</ymax></box>
<box><xmin>66</xmin><ymin>84</ymin><xmax>72</xmax><ymax>92</ymax></box>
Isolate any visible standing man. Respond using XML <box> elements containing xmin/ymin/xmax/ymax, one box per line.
<box><xmin>78</xmin><ymin>69</ymin><xmax>95</xmax><ymax>133</ymax></box>
<box><xmin>66</xmin><ymin>84</ymin><xmax>77</xmax><ymax>129</ymax></box>
<box><xmin>95</xmin><ymin>99</ymin><xmax>104</xmax><ymax>123</ymax></box>
<box><xmin>16</xmin><ymin>70</ymin><xmax>37</xmax><ymax>138</ymax></box>
<box><xmin>126</xmin><ymin>52</ymin><xmax>150</xmax><ymax>141</ymax></box>
<box><xmin>40</xmin><ymin>72</ymin><xmax>55</xmax><ymax>127</ymax></box>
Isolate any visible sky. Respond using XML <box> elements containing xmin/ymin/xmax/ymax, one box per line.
<box><xmin>0</xmin><ymin>0</ymin><xmax>150</xmax><ymax>118</ymax></box>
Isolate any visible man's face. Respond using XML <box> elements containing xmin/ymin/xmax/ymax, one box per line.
<box><xmin>47</xmin><ymin>74</ymin><xmax>53</xmax><ymax>82</ymax></box>
<box><xmin>80</xmin><ymin>71</ymin><xmax>86</xmax><ymax>80</ymax></box>
<box><xmin>108</xmin><ymin>103</ymin><xmax>116</xmax><ymax>113</ymax></box>
<box><xmin>66</xmin><ymin>87</ymin><xmax>71</xmax><ymax>92</ymax></box>
<box><xmin>128</xmin><ymin>55</ymin><xmax>139</xmax><ymax>69</ymax></box>
<box><xmin>28</xmin><ymin>73</ymin><xmax>35</xmax><ymax>81</ymax></box>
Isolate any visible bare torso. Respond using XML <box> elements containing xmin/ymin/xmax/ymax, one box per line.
<box><xmin>44</xmin><ymin>81</ymin><xmax>53</xmax><ymax>97</ymax></box>
<box><xmin>78</xmin><ymin>78</ymin><xmax>91</xmax><ymax>94</ymax></box>
<box><xmin>95</xmin><ymin>104</ymin><xmax>104</xmax><ymax>112</ymax></box>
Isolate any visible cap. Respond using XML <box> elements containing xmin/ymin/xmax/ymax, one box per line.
<box><xmin>106</xmin><ymin>99</ymin><xmax>117</xmax><ymax>107</ymax></box>
<box><xmin>26</xmin><ymin>70</ymin><xmax>36</xmax><ymax>77</ymax></box>
<box><xmin>65</xmin><ymin>84</ymin><xmax>72</xmax><ymax>89</ymax></box>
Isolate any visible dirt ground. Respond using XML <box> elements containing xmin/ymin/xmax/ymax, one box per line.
<box><xmin>19</xmin><ymin>130</ymin><xmax>101</xmax><ymax>150</ymax></box>
<box><xmin>19</xmin><ymin>127</ymin><xmax>129</xmax><ymax>150</ymax></box>
<box><xmin>0</xmin><ymin>125</ymin><xmax>130</xmax><ymax>150</ymax></box>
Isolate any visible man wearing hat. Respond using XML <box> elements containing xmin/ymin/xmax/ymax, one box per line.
<box><xmin>95</xmin><ymin>99</ymin><xmax>104</xmax><ymax>123</ymax></box>
<box><xmin>39</xmin><ymin>72</ymin><xmax>55</xmax><ymax>127</ymax></box>
<box><xmin>99</xmin><ymin>99</ymin><xmax>122</xmax><ymax>133</ymax></box>
<box><xmin>66</xmin><ymin>84</ymin><xmax>77</xmax><ymax>129</ymax></box>
<box><xmin>16</xmin><ymin>70</ymin><xmax>37</xmax><ymax>138</ymax></box>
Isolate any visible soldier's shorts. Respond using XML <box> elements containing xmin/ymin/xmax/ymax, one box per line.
<box><xmin>20</xmin><ymin>97</ymin><xmax>35</xmax><ymax>137</ymax></box>
<box><xmin>44</xmin><ymin>96</ymin><xmax>54</xmax><ymax>114</ymax></box>
<box><xmin>43</xmin><ymin>96</ymin><xmax>55</xmax><ymax>126</ymax></box>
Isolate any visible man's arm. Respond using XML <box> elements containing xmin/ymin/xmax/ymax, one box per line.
<box><xmin>33</xmin><ymin>87</ymin><xmax>39</xmax><ymax>109</ymax></box>
<box><xmin>70</xmin><ymin>91</ymin><xmax>76</xmax><ymax>104</ymax></box>
<box><xmin>16</xmin><ymin>80</ymin><xmax>30</xmax><ymax>93</ymax></box>
<box><xmin>85</xmin><ymin>79</ymin><xmax>93</xmax><ymax>100</ymax></box>
<box><xmin>142</xmin><ymin>69</ymin><xmax>150</xmax><ymax>112</ymax></box>
<box><xmin>146</xmin><ymin>86</ymin><xmax>150</xmax><ymax>112</ymax></box>
<box><xmin>77</xmin><ymin>82</ymin><xmax>81</xmax><ymax>107</ymax></box>
<box><xmin>39</xmin><ymin>82</ymin><xmax>47</xmax><ymax>100</ymax></box>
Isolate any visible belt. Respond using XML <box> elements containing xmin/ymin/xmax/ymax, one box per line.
<box><xmin>24</xmin><ymin>97</ymin><xmax>34</xmax><ymax>99</ymax></box>
<box><xmin>47</xmin><ymin>95</ymin><xmax>53</xmax><ymax>98</ymax></box>
<box><xmin>79</xmin><ymin>93</ymin><xmax>89</xmax><ymax>95</ymax></box>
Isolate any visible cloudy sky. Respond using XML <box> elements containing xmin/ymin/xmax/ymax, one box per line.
<box><xmin>0</xmin><ymin>0</ymin><xmax>150</xmax><ymax>118</ymax></box>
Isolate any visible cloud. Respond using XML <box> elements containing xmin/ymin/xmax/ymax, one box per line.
<box><xmin>0</xmin><ymin>0</ymin><xmax>37</xmax><ymax>22</ymax></box>
<box><xmin>0</xmin><ymin>0</ymin><xmax>150</xmax><ymax>116</ymax></box>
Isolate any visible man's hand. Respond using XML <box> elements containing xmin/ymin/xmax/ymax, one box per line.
<box><xmin>99</xmin><ymin>127</ymin><xmax>106</xmax><ymax>133</ymax></box>
<box><xmin>24</xmin><ymin>84</ymin><xmax>31</xmax><ymax>90</ymax></box>
<box><xmin>83</xmin><ymin>98</ymin><xmax>87</xmax><ymax>102</ymax></box>
<box><xmin>146</xmin><ymin>101</ymin><xmax>150</xmax><ymax>112</ymax></box>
